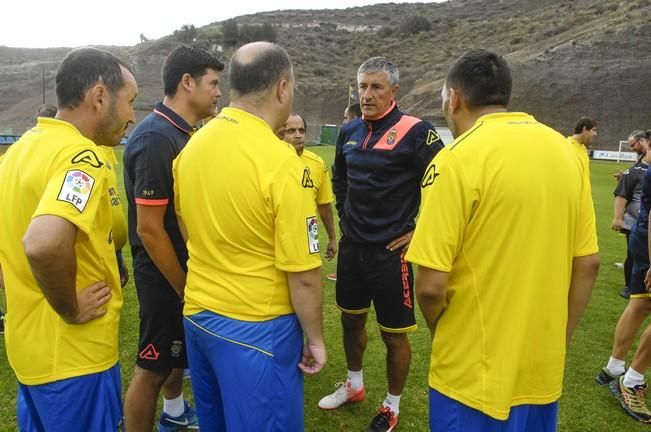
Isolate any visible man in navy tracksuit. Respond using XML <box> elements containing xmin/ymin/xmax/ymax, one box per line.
<box><xmin>318</xmin><ymin>56</ymin><xmax>444</xmax><ymax>432</ymax></box>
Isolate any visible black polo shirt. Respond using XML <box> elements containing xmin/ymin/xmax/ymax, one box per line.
<box><xmin>123</xmin><ymin>102</ymin><xmax>195</xmax><ymax>274</ymax></box>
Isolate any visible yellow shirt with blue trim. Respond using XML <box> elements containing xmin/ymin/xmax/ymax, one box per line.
<box><xmin>99</xmin><ymin>146</ymin><xmax>127</xmax><ymax>251</ymax></box>
<box><xmin>0</xmin><ymin>118</ymin><xmax>122</xmax><ymax>385</ymax></box>
<box><xmin>174</xmin><ymin>107</ymin><xmax>322</xmax><ymax>322</ymax></box>
<box><xmin>406</xmin><ymin>112</ymin><xmax>598</xmax><ymax>420</ymax></box>
<box><xmin>300</xmin><ymin>149</ymin><xmax>334</xmax><ymax>205</ymax></box>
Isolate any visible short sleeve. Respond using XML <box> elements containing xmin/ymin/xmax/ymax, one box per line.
<box><xmin>315</xmin><ymin>160</ymin><xmax>334</xmax><ymax>205</ymax></box>
<box><xmin>271</xmin><ymin>157</ymin><xmax>322</xmax><ymax>272</ymax></box>
<box><xmin>33</xmin><ymin>146</ymin><xmax>108</xmax><ymax>237</ymax></box>
<box><xmin>129</xmin><ymin>132</ymin><xmax>176</xmax><ymax>206</ymax></box>
<box><xmin>411</xmin><ymin>121</ymin><xmax>445</xmax><ymax>175</ymax></box>
<box><xmin>574</xmin><ymin>171</ymin><xmax>599</xmax><ymax>257</ymax></box>
<box><xmin>406</xmin><ymin>149</ymin><xmax>474</xmax><ymax>272</ymax></box>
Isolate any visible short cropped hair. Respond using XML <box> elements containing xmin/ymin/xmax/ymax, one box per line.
<box><xmin>446</xmin><ymin>49</ymin><xmax>512</xmax><ymax>108</ymax></box>
<box><xmin>56</xmin><ymin>47</ymin><xmax>130</xmax><ymax>110</ymax></box>
<box><xmin>347</xmin><ymin>103</ymin><xmax>362</xmax><ymax>118</ymax></box>
<box><xmin>573</xmin><ymin>117</ymin><xmax>598</xmax><ymax>134</ymax></box>
<box><xmin>229</xmin><ymin>43</ymin><xmax>292</xmax><ymax>96</ymax></box>
<box><xmin>162</xmin><ymin>45</ymin><xmax>224</xmax><ymax>97</ymax></box>
<box><xmin>357</xmin><ymin>57</ymin><xmax>399</xmax><ymax>86</ymax></box>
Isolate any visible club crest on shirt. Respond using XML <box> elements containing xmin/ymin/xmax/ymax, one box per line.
<box><xmin>306</xmin><ymin>216</ymin><xmax>320</xmax><ymax>254</ymax></box>
<box><xmin>57</xmin><ymin>169</ymin><xmax>95</xmax><ymax>212</ymax></box>
<box><xmin>386</xmin><ymin>128</ymin><xmax>397</xmax><ymax>146</ymax></box>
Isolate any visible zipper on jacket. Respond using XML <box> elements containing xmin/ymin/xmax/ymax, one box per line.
<box><xmin>362</xmin><ymin>121</ymin><xmax>373</xmax><ymax>149</ymax></box>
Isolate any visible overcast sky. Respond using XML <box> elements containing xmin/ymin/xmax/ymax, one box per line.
<box><xmin>3</xmin><ymin>1</ymin><xmax>432</xmax><ymax>48</ymax></box>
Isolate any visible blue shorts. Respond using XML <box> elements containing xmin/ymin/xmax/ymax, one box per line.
<box><xmin>184</xmin><ymin>311</ymin><xmax>304</xmax><ymax>431</ymax></box>
<box><xmin>17</xmin><ymin>363</ymin><xmax>123</xmax><ymax>432</ymax></box>
<box><xmin>429</xmin><ymin>388</ymin><xmax>558</xmax><ymax>432</ymax></box>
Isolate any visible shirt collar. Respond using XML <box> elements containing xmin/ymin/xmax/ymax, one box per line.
<box><xmin>153</xmin><ymin>102</ymin><xmax>196</xmax><ymax>136</ymax></box>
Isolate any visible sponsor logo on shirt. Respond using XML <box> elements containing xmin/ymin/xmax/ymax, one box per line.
<box><xmin>421</xmin><ymin>165</ymin><xmax>440</xmax><ymax>188</ymax></box>
<box><xmin>302</xmin><ymin>168</ymin><xmax>314</xmax><ymax>188</ymax></box>
<box><xmin>426</xmin><ymin>130</ymin><xmax>440</xmax><ymax>146</ymax></box>
<box><xmin>71</xmin><ymin>149</ymin><xmax>104</xmax><ymax>168</ymax></box>
<box><xmin>306</xmin><ymin>216</ymin><xmax>320</xmax><ymax>254</ymax></box>
<box><xmin>57</xmin><ymin>169</ymin><xmax>95</xmax><ymax>212</ymax></box>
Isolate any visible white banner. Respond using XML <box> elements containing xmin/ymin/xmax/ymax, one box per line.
<box><xmin>591</xmin><ymin>150</ymin><xmax>637</xmax><ymax>162</ymax></box>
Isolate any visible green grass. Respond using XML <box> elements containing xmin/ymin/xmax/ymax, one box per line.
<box><xmin>0</xmin><ymin>148</ymin><xmax>648</xmax><ymax>431</ymax></box>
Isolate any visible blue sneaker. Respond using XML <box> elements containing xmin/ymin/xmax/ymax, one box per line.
<box><xmin>157</xmin><ymin>400</ymin><xmax>199</xmax><ymax>431</ymax></box>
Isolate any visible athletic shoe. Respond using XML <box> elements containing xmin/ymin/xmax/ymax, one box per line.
<box><xmin>326</xmin><ymin>273</ymin><xmax>337</xmax><ymax>281</ymax></box>
<box><xmin>596</xmin><ymin>367</ymin><xmax>624</xmax><ymax>385</ymax></box>
<box><xmin>183</xmin><ymin>368</ymin><xmax>191</xmax><ymax>380</ymax></box>
<box><xmin>614</xmin><ymin>262</ymin><xmax>624</xmax><ymax>269</ymax></box>
<box><xmin>365</xmin><ymin>406</ymin><xmax>399</xmax><ymax>432</ymax></box>
<box><xmin>157</xmin><ymin>400</ymin><xmax>199</xmax><ymax>431</ymax></box>
<box><xmin>318</xmin><ymin>380</ymin><xmax>366</xmax><ymax>410</ymax></box>
<box><xmin>0</xmin><ymin>313</ymin><xmax>4</xmax><ymax>335</ymax></box>
<box><xmin>620</xmin><ymin>286</ymin><xmax>632</xmax><ymax>299</ymax></box>
<box><xmin>609</xmin><ymin>376</ymin><xmax>651</xmax><ymax>423</ymax></box>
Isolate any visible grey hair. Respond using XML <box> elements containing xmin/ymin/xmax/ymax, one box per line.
<box><xmin>357</xmin><ymin>57</ymin><xmax>399</xmax><ymax>86</ymax></box>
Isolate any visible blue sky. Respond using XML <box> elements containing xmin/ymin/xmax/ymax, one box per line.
<box><xmin>3</xmin><ymin>1</ymin><xmax>432</xmax><ymax>48</ymax></box>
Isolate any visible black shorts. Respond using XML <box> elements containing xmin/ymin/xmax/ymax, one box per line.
<box><xmin>134</xmin><ymin>265</ymin><xmax>188</xmax><ymax>372</ymax></box>
<box><xmin>335</xmin><ymin>237</ymin><xmax>417</xmax><ymax>332</ymax></box>
<box><xmin>628</xmin><ymin>230</ymin><xmax>651</xmax><ymax>299</ymax></box>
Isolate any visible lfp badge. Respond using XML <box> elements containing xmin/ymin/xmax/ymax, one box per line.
<box><xmin>306</xmin><ymin>216</ymin><xmax>320</xmax><ymax>254</ymax></box>
<box><xmin>57</xmin><ymin>170</ymin><xmax>95</xmax><ymax>212</ymax></box>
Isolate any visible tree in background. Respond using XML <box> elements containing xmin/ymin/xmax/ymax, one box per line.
<box><xmin>222</xmin><ymin>19</ymin><xmax>239</xmax><ymax>48</ymax></box>
<box><xmin>174</xmin><ymin>24</ymin><xmax>198</xmax><ymax>44</ymax></box>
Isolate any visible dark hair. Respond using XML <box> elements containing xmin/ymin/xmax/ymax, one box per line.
<box><xmin>347</xmin><ymin>103</ymin><xmax>362</xmax><ymax>118</ymax></box>
<box><xmin>56</xmin><ymin>47</ymin><xmax>130</xmax><ymax>109</ymax></box>
<box><xmin>162</xmin><ymin>45</ymin><xmax>225</xmax><ymax>96</ymax></box>
<box><xmin>290</xmin><ymin>112</ymin><xmax>307</xmax><ymax>133</ymax></box>
<box><xmin>573</xmin><ymin>117</ymin><xmax>598</xmax><ymax>134</ymax></box>
<box><xmin>446</xmin><ymin>49</ymin><xmax>511</xmax><ymax>108</ymax></box>
<box><xmin>36</xmin><ymin>104</ymin><xmax>58</xmax><ymax>119</ymax></box>
<box><xmin>229</xmin><ymin>43</ymin><xmax>291</xmax><ymax>96</ymax></box>
<box><xmin>629</xmin><ymin>130</ymin><xmax>650</xmax><ymax>140</ymax></box>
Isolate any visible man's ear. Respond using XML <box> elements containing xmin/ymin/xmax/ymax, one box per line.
<box><xmin>449</xmin><ymin>87</ymin><xmax>461</xmax><ymax>114</ymax></box>
<box><xmin>180</xmin><ymin>73</ymin><xmax>194</xmax><ymax>93</ymax></box>
<box><xmin>277</xmin><ymin>79</ymin><xmax>289</xmax><ymax>104</ymax></box>
<box><xmin>89</xmin><ymin>83</ymin><xmax>106</xmax><ymax>112</ymax></box>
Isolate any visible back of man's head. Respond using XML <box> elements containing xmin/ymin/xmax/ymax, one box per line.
<box><xmin>162</xmin><ymin>45</ymin><xmax>225</xmax><ymax>97</ymax></box>
<box><xmin>36</xmin><ymin>104</ymin><xmax>57</xmax><ymax>119</ymax></box>
<box><xmin>347</xmin><ymin>103</ymin><xmax>362</xmax><ymax>119</ymax></box>
<box><xmin>56</xmin><ymin>47</ymin><xmax>129</xmax><ymax>110</ymax></box>
<box><xmin>446</xmin><ymin>49</ymin><xmax>511</xmax><ymax>109</ymax></box>
<box><xmin>229</xmin><ymin>42</ymin><xmax>292</xmax><ymax>98</ymax></box>
<box><xmin>573</xmin><ymin>117</ymin><xmax>597</xmax><ymax>134</ymax></box>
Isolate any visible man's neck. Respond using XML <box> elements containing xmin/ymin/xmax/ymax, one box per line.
<box><xmin>162</xmin><ymin>96</ymin><xmax>199</xmax><ymax>128</ymax></box>
<box><xmin>572</xmin><ymin>134</ymin><xmax>586</xmax><ymax>146</ymax></box>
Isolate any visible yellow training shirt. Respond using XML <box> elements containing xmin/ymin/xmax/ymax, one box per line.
<box><xmin>0</xmin><ymin>118</ymin><xmax>122</xmax><ymax>385</ymax></box>
<box><xmin>300</xmin><ymin>149</ymin><xmax>334</xmax><ymax>205</ymax></box>
<box><xmin>99</xmin><ymin>146</ymin><xmax>127</xmax><ymax>251</ymax></box>
<box><xmin>406</xmin><ymin>112</ymin><xmax>598</xmax><ymax>420</ymax></box>
<box><xmin>174</xmin><ymin>107</ymin><xmax>322</xmax><ymax>321</ymax></box>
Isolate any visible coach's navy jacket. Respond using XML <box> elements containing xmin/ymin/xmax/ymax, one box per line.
<box><xmin>332</xmin><ymin>101</ymin><xmax>444</xmax><ymax>245</ymax></box>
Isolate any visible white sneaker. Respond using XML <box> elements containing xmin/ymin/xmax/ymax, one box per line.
<box><xmin>318</xmin><ymin>380</ymin><xmax>366</xmax><ymax>410</ymax></box>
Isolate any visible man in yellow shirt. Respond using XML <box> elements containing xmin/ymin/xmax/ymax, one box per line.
<box><xmin>173</xmin><ymin>41</ymin><xmax>325</xmax><ymax>431</ymax></box>
<box><xmin>283</xmin><ymin>112</ymin><xmax>337</xmax><ymax>260</ymax></box>
<box><xmin>567</xmin><ymin>116</ymin><xmax>598</xmax><ymax>179</ymax></box>
<box><xmin>0</xmin><ymin>47</ymin><xmax>137</xmax><ymax>431</ymax></box>
<box><xmin>406</xmin><ymin>49</ymin><xmax>600</xmax><ymax>431</ymax></box>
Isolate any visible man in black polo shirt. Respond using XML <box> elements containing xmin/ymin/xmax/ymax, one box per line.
<box><xmin>318</xmin><ymin>56</ymin><xmax>444</xmax><ymax>432</ymax></box>
<box><xmin>123</xmin><ymin>46</ymin><xmax>224</xmax><ymax>432</ymax></box>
